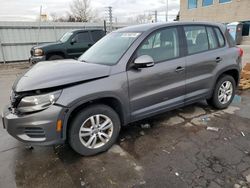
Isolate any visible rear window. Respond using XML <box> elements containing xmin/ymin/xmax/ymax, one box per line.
<box><xmin>75</xmin><ymin>32</ymin><xmax>92</xmax><ymax>43</ymax></box>
<box><xmin>91</xmin><ymin>30</ymin><xmax>105</xmax><ymax>42</ymax></box>
<box><xmin>214</xmin><ymin>28</ymin><xmax>226</xmax><ymax>47</ymax></box>
<box><xmin>184</xmin><ymin>26</ymin><xmax>209</xmax><ymax>54</ymax></box>
<box><xmin>207</xmin><ymin>27</ymin><xmax>219</xmax><ymax>49</ymax></box>
<box><xmin>225</xmin><ymin>29</ymin><xmax>236</xmax><ymax>47</ymax></box>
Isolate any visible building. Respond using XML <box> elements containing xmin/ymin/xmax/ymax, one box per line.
<box><xmin>180</xmin><ymin>0</ymin><xmax>250</xmax><ymax>37</ymax></box>
<box><xmin>180</xmin><ymin>0</ymin><xmax>250</xmax><ymax>23</ymax></box>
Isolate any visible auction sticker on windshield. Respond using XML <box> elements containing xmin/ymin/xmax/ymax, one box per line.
<box><xmin>121</xmin><ymin>33</ymin><xmax>141</xmax><ymax>38</ymax></box>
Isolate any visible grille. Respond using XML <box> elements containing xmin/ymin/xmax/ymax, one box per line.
<box><xmin>24</xmin><ymin>127</ymin><xmax>45</xmax><ymax>138</ymax></box>
<box><xmin>10</xmin><ymin>90</ymin><xmax>21</xmax><ymax>108</ymax></box>
<box><xmin>30</xmin><ymin>49</ymin><xmax>34</xmax><ymax>56</ymax></box>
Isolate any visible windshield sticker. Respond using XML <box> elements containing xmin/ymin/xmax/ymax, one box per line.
<box><xmin>121</xmin><ymin>33</ymin><xmax>141</xmax><ymax>38</ymax></box>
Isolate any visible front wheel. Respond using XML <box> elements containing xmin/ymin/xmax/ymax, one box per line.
<box><xmin>48</xmin><ymin>54</ymin><xmax>64</xmax><ymax>61</ymax></box>
<box><xmin>68</xmin><ymin>104</ymin><xmax>121</xmax><ymax>156</ymax></box>
<box><xmin>207</xmin><ymin>75</ymin><xmax>236</xmax><ymax>109</ymax></box>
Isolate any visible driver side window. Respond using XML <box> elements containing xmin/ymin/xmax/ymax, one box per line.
<box><xmin>73</xmin><ymin>32</ymin><xmax>92</xmax><ymax>43</ymax></box>
<box><xmin>137</xmin><ymin>27</ymin><xmax>180</xmax><ymax>62</ymax></box>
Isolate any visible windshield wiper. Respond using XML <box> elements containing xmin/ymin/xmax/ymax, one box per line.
<box><xmin>79</xmin><ymin>59</ymin><xmax>88</xmax><ymax>63</ymax></box>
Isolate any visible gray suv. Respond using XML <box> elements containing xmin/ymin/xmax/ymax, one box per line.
<box><xmin>2</xmin><ymin>22</ymin><xmax>242</xmax><ymax>156</ymax></box>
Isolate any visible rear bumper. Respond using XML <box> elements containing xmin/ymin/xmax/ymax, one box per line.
<box><xmin>29</xmin><ymin>55</ymin><xmax>46</xmax><ymax>64</ymax></box>
<box><xmin>2</xmin><ymin>105</ymin><xmax>66</xmax><ymax>146</ymax></box>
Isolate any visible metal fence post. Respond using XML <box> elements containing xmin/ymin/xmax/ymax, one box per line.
<box><xmin>0</xmin><ymin>35</ymin><xmax>6</xmax><ymax>64</ymax></box>
<box><xmin>53</xmin><ymin>24</ymin><xmax>57</xmax><ymax>41</ymax></box>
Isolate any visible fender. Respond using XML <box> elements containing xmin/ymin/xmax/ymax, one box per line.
<box><xmin>60</xmin><ymin>93</ymin><xmax>130</xmax><ymax>141</ymax></box>
<box><xmin>209</xmin><ymin>65</ymin><xmax>240</xmax><ymax>98</ymax></box>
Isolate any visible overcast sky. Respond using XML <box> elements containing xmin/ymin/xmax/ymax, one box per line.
<box><xmin>0</xmin><ymin>0</ymin><xmax>180</xmax><ymax>22</ymax></box>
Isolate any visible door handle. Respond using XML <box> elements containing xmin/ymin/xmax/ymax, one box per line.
<box><xmin>175</xmin><ymin>66</ymin><xmax>185</xmax><ymax>73</ymax></box>
<box><xmin>215</xmin><ymin>57</ymin><xmax>222</xmax><ymax>63</ymax></box>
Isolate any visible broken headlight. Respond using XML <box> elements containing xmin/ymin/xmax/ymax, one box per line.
<box><xmin>17</xmin><ymin>90</ymin><xmax>62</xmax><ymax>113</ymax></box>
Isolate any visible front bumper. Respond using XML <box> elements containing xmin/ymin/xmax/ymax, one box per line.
<box><xmin>2</xmin><ymin>105</ymin><xmax>66</xmax><ymax>145</ymax></box>
<box><xmin>29</xmin><ymin>55</ymin><xmax>46</xmax><ymax>64</ymax></box>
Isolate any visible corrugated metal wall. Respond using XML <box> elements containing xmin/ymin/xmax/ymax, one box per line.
<box><xmin>0</xmin><ymin>21</ymin><xmax>127</xmax><ymax>63</ymax></box>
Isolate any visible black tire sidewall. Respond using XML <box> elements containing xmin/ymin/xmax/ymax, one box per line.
<box><xmin>212</xmin><ymin>75</ymin><xmax>236</xmax><ymax>109</ymax></box>
<box><xmin>68</xmin><ymin>105</ymin><xmax>121</xmax><ymax>156</ymax></box>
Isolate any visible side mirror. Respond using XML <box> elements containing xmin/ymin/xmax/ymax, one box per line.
<box><xmin>71</xmin><ymin>38</ymin><xmax>77</xmax><ymax>45</ymax></box>
<box><xmin>134</xmin><ymin>55</ymin><xmax>154</xmax><ymax>69</ymax></box>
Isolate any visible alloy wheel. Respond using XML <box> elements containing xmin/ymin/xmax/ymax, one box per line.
<box><xmin>218</xmin><ymin>81</ymin><xmax>233</xmax><ymax>104</ymax></box>
<box><xmin>79</xmin><ymin>114</ymin><xmax>114</xmax><ymax>149</ymax></box>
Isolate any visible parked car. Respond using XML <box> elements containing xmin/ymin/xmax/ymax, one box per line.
<box><xmin>2</xmin><ymin>22</ymin><xmax>242</xmax><ymax>156</ymax></box>
<box><xmin>29</xmin><ymin>29</ymin><xmax>105</xmax><ymax>64</ymax></box>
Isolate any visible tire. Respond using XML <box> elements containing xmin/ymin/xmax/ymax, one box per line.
<box><xmin>48</xmin><ymin>54</ymin><xmax>64</xmax><ymax>61</ymax></box>
<box><xmin>68</xmin><ymin>104</ymin><xmax>121</xmax><ymax>156</ymax></box>
<box><xmin>207</xmin><ymin>75</ymin><xmax>236</xmax><ymax>109</ymax></box>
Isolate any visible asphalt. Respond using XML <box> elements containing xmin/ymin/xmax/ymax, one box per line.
<box><xmin>0</xmin><ymin>63</ymin><xmax>250</xmax><ymax>188</ymax></box>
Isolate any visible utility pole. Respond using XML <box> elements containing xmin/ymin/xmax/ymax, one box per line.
<box><xmin>37</xmin><ymin>5</ymin><xmax>42</xmax><ymax>45</ymax></box>
<box><xmin>154</xmin><ymin>10</ymin><xmax>158</xmax><ymax>22</ymax></box>
<box><xmin>166</xmin><ymin>0</ymin><xmax>169</xmax><ymax>22</ymax></box>
<box><xmin>107</xmin><ymin>6</ymin><xmax>113</xmax><ymax>32</ymax></box>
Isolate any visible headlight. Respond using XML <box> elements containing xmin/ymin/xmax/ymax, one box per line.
<box><xmin>17</xmin><ymin>90</ymin><xmax>62</xmax><ymax>113</ymax></box>
<box><xmin>34</xmin><ymin>48</ymin><xmax>44</xmax><ymax>56</ymax></box>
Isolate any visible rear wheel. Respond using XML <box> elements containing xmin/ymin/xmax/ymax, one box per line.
<box><xmin>68</xmin><ymin>104</ymin><xmax>121</xmax><ymax>156</ymax></box>
<box><xmin>207</xmin><ymin>75</ymin><xmax>236</xmax><ymax>109</ymax></box>
<box><xmin>48</xmin><ymin>54</ymin><xmax>64</xmax><ymax>60</ymax></box>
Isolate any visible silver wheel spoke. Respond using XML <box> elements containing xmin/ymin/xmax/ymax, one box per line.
<box><xmin>99</xmin><ymin>132</ymin><xmax>110</xmax><ymax>139</ymax></box>
<box><xmin>90</xmin><ymin>136</ymin><xmax>97</xmax><ymax>148</ymax></box>
<box><xmin>225</xmin><ymin>82</ymin><xmax>231</xmax><ymax>89</ymax></box>
<box><xmin>80</xmin><ymin>131</ymin><xmax>92</xmax><ymax>137</ymax></box>
<box><xmin>90</xmin><ymin>116</ymin><xmax>96</xmax><ymax>127</ymax></box>
<box><xmin>223</xmin><ymin>95</ymin><xmax>227</xmax><ymax>103</ymax></box>
<box><xmin>95</xmin><ymin>115</ymin><xmax>100</xmax><ymax>126</ymax></box>
<box><xmin>100</xmin><ymin>120</ymin><xmax>112</xmax><ymax>131</ymax></box>
<box><xmin>86</xmin><ymin>135</ymin><xmax>96</xmax><ymax>147</ymax></box>
<box><xmin>219</xmin><ymin>94</ymin><xmax>224</xmax><ymax>102</ymax></box>
<box><xmin>98</xmin><ymin>133</ymin><xmax>107</xmax><ymax>143</ymax></box>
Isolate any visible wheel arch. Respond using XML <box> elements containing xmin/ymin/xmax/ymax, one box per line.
<box><xmin>209</xmin><ymin>67</ymin><xmax>240</xmax><ymax>99</ymax></box>
<box><xmin>62</xmin><ymin>96</ymin><xmax>128</xmax><ymax>141</ymax></box>
<box><xmin>46</xmin><ymin>51</ymin><xmax>66</xmax><ymax>60</ymax></box>
<box><xmin>216</xmin><ymin>68</ymin><xmax>240</xmax><ymax>86</ymax></box>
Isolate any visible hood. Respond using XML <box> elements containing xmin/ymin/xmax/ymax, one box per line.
<box><xmin>13</xmin><ymin>60</ymin><xmax>111</xmax><ymax>92</ymax></box>
<box><xmin>32</xmin><ymin>41</ymin><xmax>62</xmax><ymax>50</ymax></box>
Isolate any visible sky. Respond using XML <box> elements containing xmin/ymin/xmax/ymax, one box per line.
<box><xmin>0</xmin><ymin>0</ymin><xmax>180</xmax><ymax>22</ymax></box>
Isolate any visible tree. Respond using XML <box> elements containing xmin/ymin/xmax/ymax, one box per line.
<box><xmin>136</xmin><ymin>14</ymin><xmax>147</xmax><ymax>24</ymax></box>
<box><xmin>70</xmin><ymin>0</ymin><xmax>94</xmax><ymax>22</ymax></box>
<box><xmin>50</xmin><ymin>12</ymin><xmax>75</xmax><ymax>22</ymax></box>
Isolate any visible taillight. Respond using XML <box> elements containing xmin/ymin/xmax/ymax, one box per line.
<box><xmin>238</xmin><ymin>47</ymin><xmax>243</xmax><ymax>57</ymax></box>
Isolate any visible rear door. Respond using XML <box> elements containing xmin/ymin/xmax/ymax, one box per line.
<box><xmin>183</xmin><ymin>25</ymin><xmax>225</xmax><ymax>104</ymax></box>
<box><xmin>67</xmin><ymin>31</ymin><xmax>93</xmax><ymax>58</ymax></box>
<box><xmin>127</xmin><ymin>27</ymin><xmax>186</xmax><ymax>120</ymax></box>
<box><xmin>90</xmin><ymin>30</ymin><xmax>105</xmax><ymax>42</ymax></box>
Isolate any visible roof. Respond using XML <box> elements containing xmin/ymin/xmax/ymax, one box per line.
<box><xmin>71</xmin><ymin>28</ymin><xmax>104</xmax><ymax>33</ymax></box>
<box><xmin>116</xmin><ymin>21</ymin><xmax>225</xmax><ymax>33</ymax></box>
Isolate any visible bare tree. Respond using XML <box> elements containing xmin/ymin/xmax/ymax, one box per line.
<box><xmin>136</xmin><ymin>14</ymin><xmax>147</xmax><ymax>24</ymax></box>
<box><xmin>70</xmin><ymin>0</ymin><xmax>94</xmax><ymax>22</ymax></box>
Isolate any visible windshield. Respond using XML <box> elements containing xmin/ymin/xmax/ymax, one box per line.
<box><xmin>59</xmin><ymin>32</ymin><xmax>73</xmax><ymax>43</ymax></box>
<box><xmin>79</xmin><ymin>32</ymin><xmax>141</xmax><ymax>65</ymax></box>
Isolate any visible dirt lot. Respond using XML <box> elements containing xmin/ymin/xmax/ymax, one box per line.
<box><xmin>0</xmin><ymin>64</ymin><xmax>250</xmax><ymax>188</ymax></box>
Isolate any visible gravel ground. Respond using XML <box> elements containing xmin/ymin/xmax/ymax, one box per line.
<box><xmin>0</xmin><ymin>64</ymin><xmax>250</xmax><ymax>188</ymax></box>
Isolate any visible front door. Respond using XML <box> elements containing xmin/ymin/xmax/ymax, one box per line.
<box><xmin>67</xmin><ymin>31</ymin><xmax>93</xmax><ymax>58</ymax></box>
<box><xmin>127</xmin><ymin>27</ymin><xmax>186</xmax><ymax>120</ymax></box>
